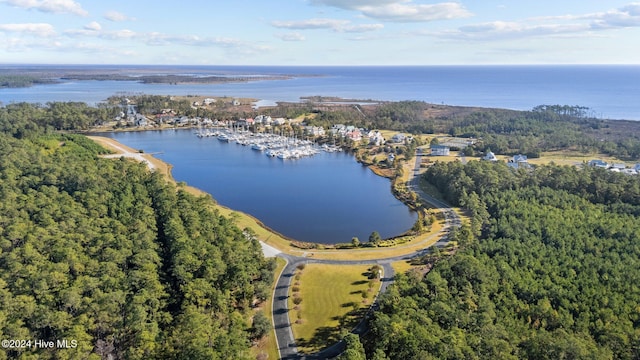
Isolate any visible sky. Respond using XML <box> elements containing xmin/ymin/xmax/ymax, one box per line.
<box><xmin>0</xmin><ymin>0</ymin><xmax>639</xmax><ymax>65</ymax></box>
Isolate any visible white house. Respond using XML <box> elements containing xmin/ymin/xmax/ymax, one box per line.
<box><xmin>483</xmin><ymin>150</ymin><xmax>498</xmax><ymax>161</ymax></box>
<box><xmin>391</xmin><ymin>133</ymin><xmax>406</xmax><ymax>144</ymax></box>
<box><xmin>430</xmin><ymin>145</ymin><xmax>450</xmax><ymax>156</ymax></box>
<box><xmin>305</xmin><ymin>126</ymin><xmax>325</xmax><ymax>136</ymax></box>
<box><xmin>368</xmin><ymin>130</ymin><xmax>385</xmax><ymax>146</ymax></box>
<box><xmin>507</xmin><ymin>154</ymin><xmax>530</xmax><ymax>169</ymax></box>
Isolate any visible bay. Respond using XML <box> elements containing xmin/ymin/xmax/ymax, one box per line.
<box><xmin>1</xmin><ymin>65</ymin><xmax>639</xmax><ymax>120</ymax></box>
<box><xmin>100</xmin><ymin>129</ymin><xmax>417</xmax><ymax>245</ymax></box>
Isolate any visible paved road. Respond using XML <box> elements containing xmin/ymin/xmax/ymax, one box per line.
<box><xmin>271</xmin><ymin>151</ymin><xmax>461</xmax><ymax>359</ymax></box>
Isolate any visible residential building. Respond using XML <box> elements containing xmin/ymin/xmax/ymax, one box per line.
<box><xmin>483</xmin><ymin>150</ymin><xmax>498</xmax><ymax>161</ymax></box>
<box><xmin>430</xmin><ymin>145</ymin><xmax>450</xmax><ymax>156</ymax></box>
<box><xmin>508</xmin><ymin>154</ymin><xmax>530</xmax><ymax>169</ymax></box>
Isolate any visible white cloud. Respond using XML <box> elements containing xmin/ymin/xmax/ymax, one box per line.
<box><xmin>83</xmin><ymin>21</ymin><xmax>101</xmax><ymax>31</ymax></box>
<box><xmin>62</xmin><ymin>26</ymin><xmax>268</xmax><ymax>56</ymax></box>
<box><xmin>309</xmin><ymin>0</ymin><xmax>472</xmax><ymax>22</ymax></box>
<box><xmin>272</xmin><ymin>18</ymin><xmax>350</xmax><ymax>30</ymax></box>
<box><xmin>435</xmin><ymin>3</ymin><xmax>640</xmax><ymax>41</ymax></box>
<box><xmin>0</xmin><ymin>23</ymin><xmax>56</xmax><ymax>36</ymax></box>
<box><xmin>271</xmin><ymin>18</ymin><xmax>383</xmax><ymax>33</ymax></box>
<box><xmin>1</xmin><ymin>0</ymin><xmax>88</xmax><ymax>16</ymax></box>
<box><xmin>104</xmin><ymin>10</ymin><xmax>135</xmax><ymax>22</ymax></box>
<box><xmin>276</xmin><ymin>32</ymin><xmax>306</xmax><ymax>41</ymax></box>
<box><xmin>341</xmin><ymin>23</ymin><xmax>384</xmax><ymax>32</ymax></box>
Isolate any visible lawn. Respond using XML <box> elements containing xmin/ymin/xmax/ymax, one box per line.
<box><xmin>289</xmin><ymin>264</ymin><xmax>380</xmax><ymax>354</ymax></box>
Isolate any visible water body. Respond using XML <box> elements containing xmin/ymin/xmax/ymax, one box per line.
<box><xmin>100</xmin><ymin>129</ymin><xmax>417</xmax><ymax>244</ymax></box>
<box><xmin>1</xmin><ymin>65</ymin><xmax>639</xmax><ymax>120</ymax></box>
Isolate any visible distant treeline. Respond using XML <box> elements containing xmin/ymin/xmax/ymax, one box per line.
<box><xmin>62</xmin><ymin>74</ymin><xmax>289</xmax><ymax>84</ymax></box>
<box><xmin>0</xmin><ymin>75</ymin><xmax>59</xmax><ymax>88</ymax></box>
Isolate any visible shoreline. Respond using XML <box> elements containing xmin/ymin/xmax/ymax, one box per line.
<box><xmin>88</xmin><ymin>132</ymin><xmax>445</xmax><ymax>259</ymax></box>
<box><xmin>88</xmin><ymin>134</ymin><xmax>299</xmax><ymax>243</ymax></box>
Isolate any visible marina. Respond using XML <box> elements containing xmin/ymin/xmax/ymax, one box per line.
<box><xmin>196</xmin><ymin>127</ymin><xmax>341</xmax><ymax>159</ymax></box>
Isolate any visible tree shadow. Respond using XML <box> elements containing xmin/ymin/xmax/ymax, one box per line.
<box><xmin>297</xmin><ymin>307</ymin><xmax>367</xmax><ymax>354</ymax></box>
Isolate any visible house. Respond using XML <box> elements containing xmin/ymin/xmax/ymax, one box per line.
<box><xmin>588</xmin><ymin>159</ymin><xmax>609</xmax><ymax>168</ymax></box>
<box><xmin>391</xmin><ymin>133</ymin><xmax>406</xmax><ymax>144</ymax></box>
<box><xmin>431</xmin><ymin>145</ymin><xmax>450</xmax><ymax>156</ymax></box>
<box><xmin>367</xmin><ymin>130</ymin><xmax>385</xmax><ymax>146</ymax></box>
<box><xmin>346</xmin><ymin>128</ymin><xmax>362</xmax><ymax>141</ymax></box>
<box><xmin>635</xmin><ymin>164</ymin><xmax>640</xmax><ymax>172</ymax></box>
<box><xmin>507</xmin><ymin>154</ymin><xmax>530</xmax><ymax>169</ymax></box>
<box><xmin>387</xmin><ymin>153</ymin><xmax>396</xmax><ymax>162</ymax></box>
<box><xmin>305</xmin><ymin>126</ymin><xmax>325</xmax><ymax>136</ymax></box>
<box><xmin>203</xmin><ymin>98</ymin><xmax>216</xmax><ymax>106</ymax></box>
<box><xmin>254</xmin><ymin>115</ymin><xmax>272</xmax><ymax>125</ymax></box>
<box><xmin>483</xmin><ymin>150</ymin><xmax>498</xmax><ymax>161</ymax></box>
<box><xmin>232</xmin><ymin>99</ymin><xmax>240</xmax><ymax>106</ymax></box>
<box><xmin>135</xmin><ymin>114</ymin><xmax>148</xmax><ymax>127</ymax></box>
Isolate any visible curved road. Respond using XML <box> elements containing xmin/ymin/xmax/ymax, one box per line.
<box><xmin>271</xmin><ymin>151</ymin><xmax>460</xmax><ymax>359</ymax></box>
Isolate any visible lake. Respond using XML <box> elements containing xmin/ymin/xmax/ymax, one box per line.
<box><xmin>100</xmin><ymin>129</ymin><xmax>417</xmax><ymax>244</ymax></box>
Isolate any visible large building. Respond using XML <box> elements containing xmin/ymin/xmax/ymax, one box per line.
<box><xmin>430</xmin><ymin>145</ymin><xmax>450</xmax><ymax>156</ymax></box>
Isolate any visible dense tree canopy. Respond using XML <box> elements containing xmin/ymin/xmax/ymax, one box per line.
<box><xmin>367</xmin><ymin>161</ymin><xmax>640</xmax><ymax>359</ymax></box>
<box><xmin>0</xmin><ymin>113</ymin><xmax>273</xmax><ymax>359</ymax></box>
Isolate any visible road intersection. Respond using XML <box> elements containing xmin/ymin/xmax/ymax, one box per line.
<box><xmin>269</xmin><ymin>153</ymin><xmax>461</xmax><ymax>359</ymax></box>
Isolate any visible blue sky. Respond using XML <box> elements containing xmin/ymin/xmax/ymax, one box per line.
<box><xmin>0</xmin><ymin>0</ymin><xmax>638</xmax><ymax>65</ymax></box>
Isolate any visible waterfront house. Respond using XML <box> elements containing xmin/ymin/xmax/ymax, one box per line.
<box><xmin>346</xmin><ymin>129</ymin><xmax>362</xmax><ymax>141</ymax></box>
<box><xmin>305</xmin><ymin>126</ymin><xmax>325</xmax><ymax>136</ymax></box>
<box><xmin>367</xmin><ymin>130</ymin><xmax>385</xmax><ymax>146</ymax></box>
<box><xmin>430</xmin><ymin>145</ymin><xmax>450</xmax><ymax>156</ymax></box>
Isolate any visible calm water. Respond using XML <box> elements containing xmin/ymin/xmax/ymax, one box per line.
<box><xmin>101</xmin><ymin>129</ymin><xmax>417</xmax><ymax>244</ymax></box>
<box><xmin>1</xmin><ymin>65</ymin><xmax>639</xmax><ymax>120</ymax></box>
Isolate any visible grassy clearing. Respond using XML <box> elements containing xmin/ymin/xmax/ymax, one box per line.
<box><xmin>289</xmin><ymin>264</ymin><xmax>379</xmax><ymax>354</ymax></box>
<box><xmin>391</xmin><ymin>260</ymin><xmax>414</xmax><ymax>275</ymax></box>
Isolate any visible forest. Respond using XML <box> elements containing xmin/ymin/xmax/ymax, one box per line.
<box><xmin>0</xmin><ymin>105</ymin><xmax>274</xmax><ymax>359</ymax></box>
<box><xmin>2</xmin><ymin>100</ymin><xmax>640</xmax><ymax>359</ymax></box>
<box><xmin>364</xmin><ymin>161</ymin><xmax>640</xmax><ymax>359</ymax></box>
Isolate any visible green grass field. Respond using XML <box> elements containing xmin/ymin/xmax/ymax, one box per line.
<box><xmin>289</xmin><ymin>263</ymin><xmax>380</xmax><ymax>354</ymax></box>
